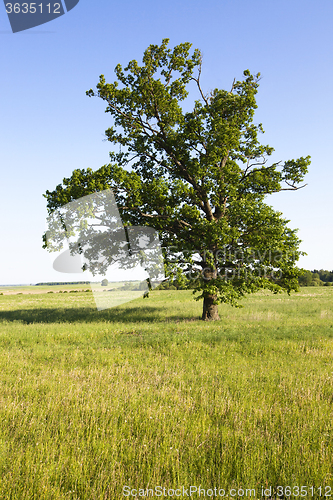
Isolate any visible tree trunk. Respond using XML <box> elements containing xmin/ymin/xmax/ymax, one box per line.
<box><xmin>202</xmin><ymin>294</ymin><xmax>220</xmax><ymax>321</ymax></box>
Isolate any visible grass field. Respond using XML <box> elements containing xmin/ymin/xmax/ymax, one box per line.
<box><xmin>0</xmin><ymin>286</ymin><xmax>333</xmax><ymax>499</ymax></box>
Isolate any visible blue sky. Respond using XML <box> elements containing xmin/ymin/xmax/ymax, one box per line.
<box><xmin>0</xmin><ymin>0</ymin><xmax>332</xmax><ymax>284</ymax></box>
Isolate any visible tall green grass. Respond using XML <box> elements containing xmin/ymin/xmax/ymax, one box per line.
<box><xmin>0</xmin><ymin>287</ymin><xmax>333</xmax><ymax>499</ymax></box>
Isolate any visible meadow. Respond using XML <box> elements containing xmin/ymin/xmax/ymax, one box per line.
<box><xmin>0</xmin><ymin>286</ymin><xmax>333</xmax><ymax>499</ymax></box>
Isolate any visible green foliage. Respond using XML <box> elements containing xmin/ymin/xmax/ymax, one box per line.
<box><xmin>298</xmin><ymin>270</ymin><xmax>313</xmax><ymax>286</ymax></box>
<box><xmin>298</xmin><ymin>269</ymin><xmax>333</xmax><ymax>286</ymax></box>
<box><xmin>315</xmin><ymin>269</ymin><xmax>333</xmax><ymax>283</ymax></box>
<box><xmin>116</xmin><ymin>281</ymin><xmax>148</xmax><ymax>291</ymax></box>
<box><xmin>101</xmin><ymin>279</ymin><xmax>109</xmax><ymax>287</ymax></box>
<box><xmin>43</xmin><ymin>39</ymin><xmax>311</xmax><ymax>310</ymax></box>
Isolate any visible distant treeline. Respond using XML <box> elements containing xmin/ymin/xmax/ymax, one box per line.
<box><xmin>298</xmin><ymin>270</ymin><xmax>333</xmax><ymax>287</ymax></box>
<box><xmin>34</xmin><ymin>271</ymin><xmax>333</xmax><ymax>289</ymax></box>
<box><xmin>35</xmin><ymin>282</ymin><xmax>91</xmax><ymax>286</ymax></box>
<box><xmin>158</xmin><ymin>269</ymin><xmax>333</xmax><ymax>290</ymax></box>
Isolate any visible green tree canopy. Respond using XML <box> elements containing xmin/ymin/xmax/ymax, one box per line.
<box><xmin>43</xmin><ymin>39</ymin><xmax>310</xmax><ymax>320</ymax></box>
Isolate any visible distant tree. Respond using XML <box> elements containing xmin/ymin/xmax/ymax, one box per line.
<box><xmin>299</xmin><ymin>270</ymin><xmax>313</xmax><ymax>286</ymax></box>
<box><xmin>43</xmin><ymin>39</ymin><xmax>310</xmax><ymax>320</ymax></box>
<box><xmin>310</xmin><ymin>278</ymin><xmax>323</xmax><ymax>287</ymax></box>
<box><xmin>298</xmin><ymin>269</ymin><xmax>333</xmax><ymax>286</ymax></box>
<box><xmin>101</xmin><ymin>279</ymin><xmax>109</xmax><ymax>287</ymax></box>
<box><xmin>317</xmin><ymin>269</ymin><xmax>333</xmax><ymax>283</ymax></box>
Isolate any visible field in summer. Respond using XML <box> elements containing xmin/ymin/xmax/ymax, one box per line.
<box><xmin>0</xmin><ymin>286</ymin><xmax>333</xmax><ymax>499</ymax></box>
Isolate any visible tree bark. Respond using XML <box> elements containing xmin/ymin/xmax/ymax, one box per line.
<box><xmin>202</xmin><ymin>294</ymin><xmax>220</xmax><ymax>321</ymax></box>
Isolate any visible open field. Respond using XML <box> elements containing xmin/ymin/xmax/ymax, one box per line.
<box><xmin>0</xmin><ymin>282</ymin><xmax>127</xmax><ymax>295</ymax></box>
<box><xmin>0</xmin><ymin>287</ymin><xmax>333</xmax><ymax>499</ymax></box>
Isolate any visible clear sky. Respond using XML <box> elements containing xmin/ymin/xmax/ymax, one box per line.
<box><xmin>1</xmin><ymin>0</ymin><xmax>332</xmax><ymax>285</ymax></box>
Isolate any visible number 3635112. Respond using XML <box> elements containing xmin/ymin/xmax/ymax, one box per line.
<box><xmin>5</xmin><ymin>3</ymin><xmax>61</xmax><ymax>14</ymax></box>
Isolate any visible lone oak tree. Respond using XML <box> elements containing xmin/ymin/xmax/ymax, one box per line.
<box><xmin>43</xmin><ymin>39</ymin><xmax>310</xmax><ymax>320</ymax></box>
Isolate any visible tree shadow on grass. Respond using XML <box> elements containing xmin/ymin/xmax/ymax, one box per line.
<box><xmin>0</xmin><ymin>305</ymin><xmax>197</xmax><ymax>324</ymax></box>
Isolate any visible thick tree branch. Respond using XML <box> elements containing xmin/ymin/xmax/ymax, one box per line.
<box><xmin>279</xmin><ymin>183</ymin><xmax>308</xmax><ymax>191</ymax></box>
